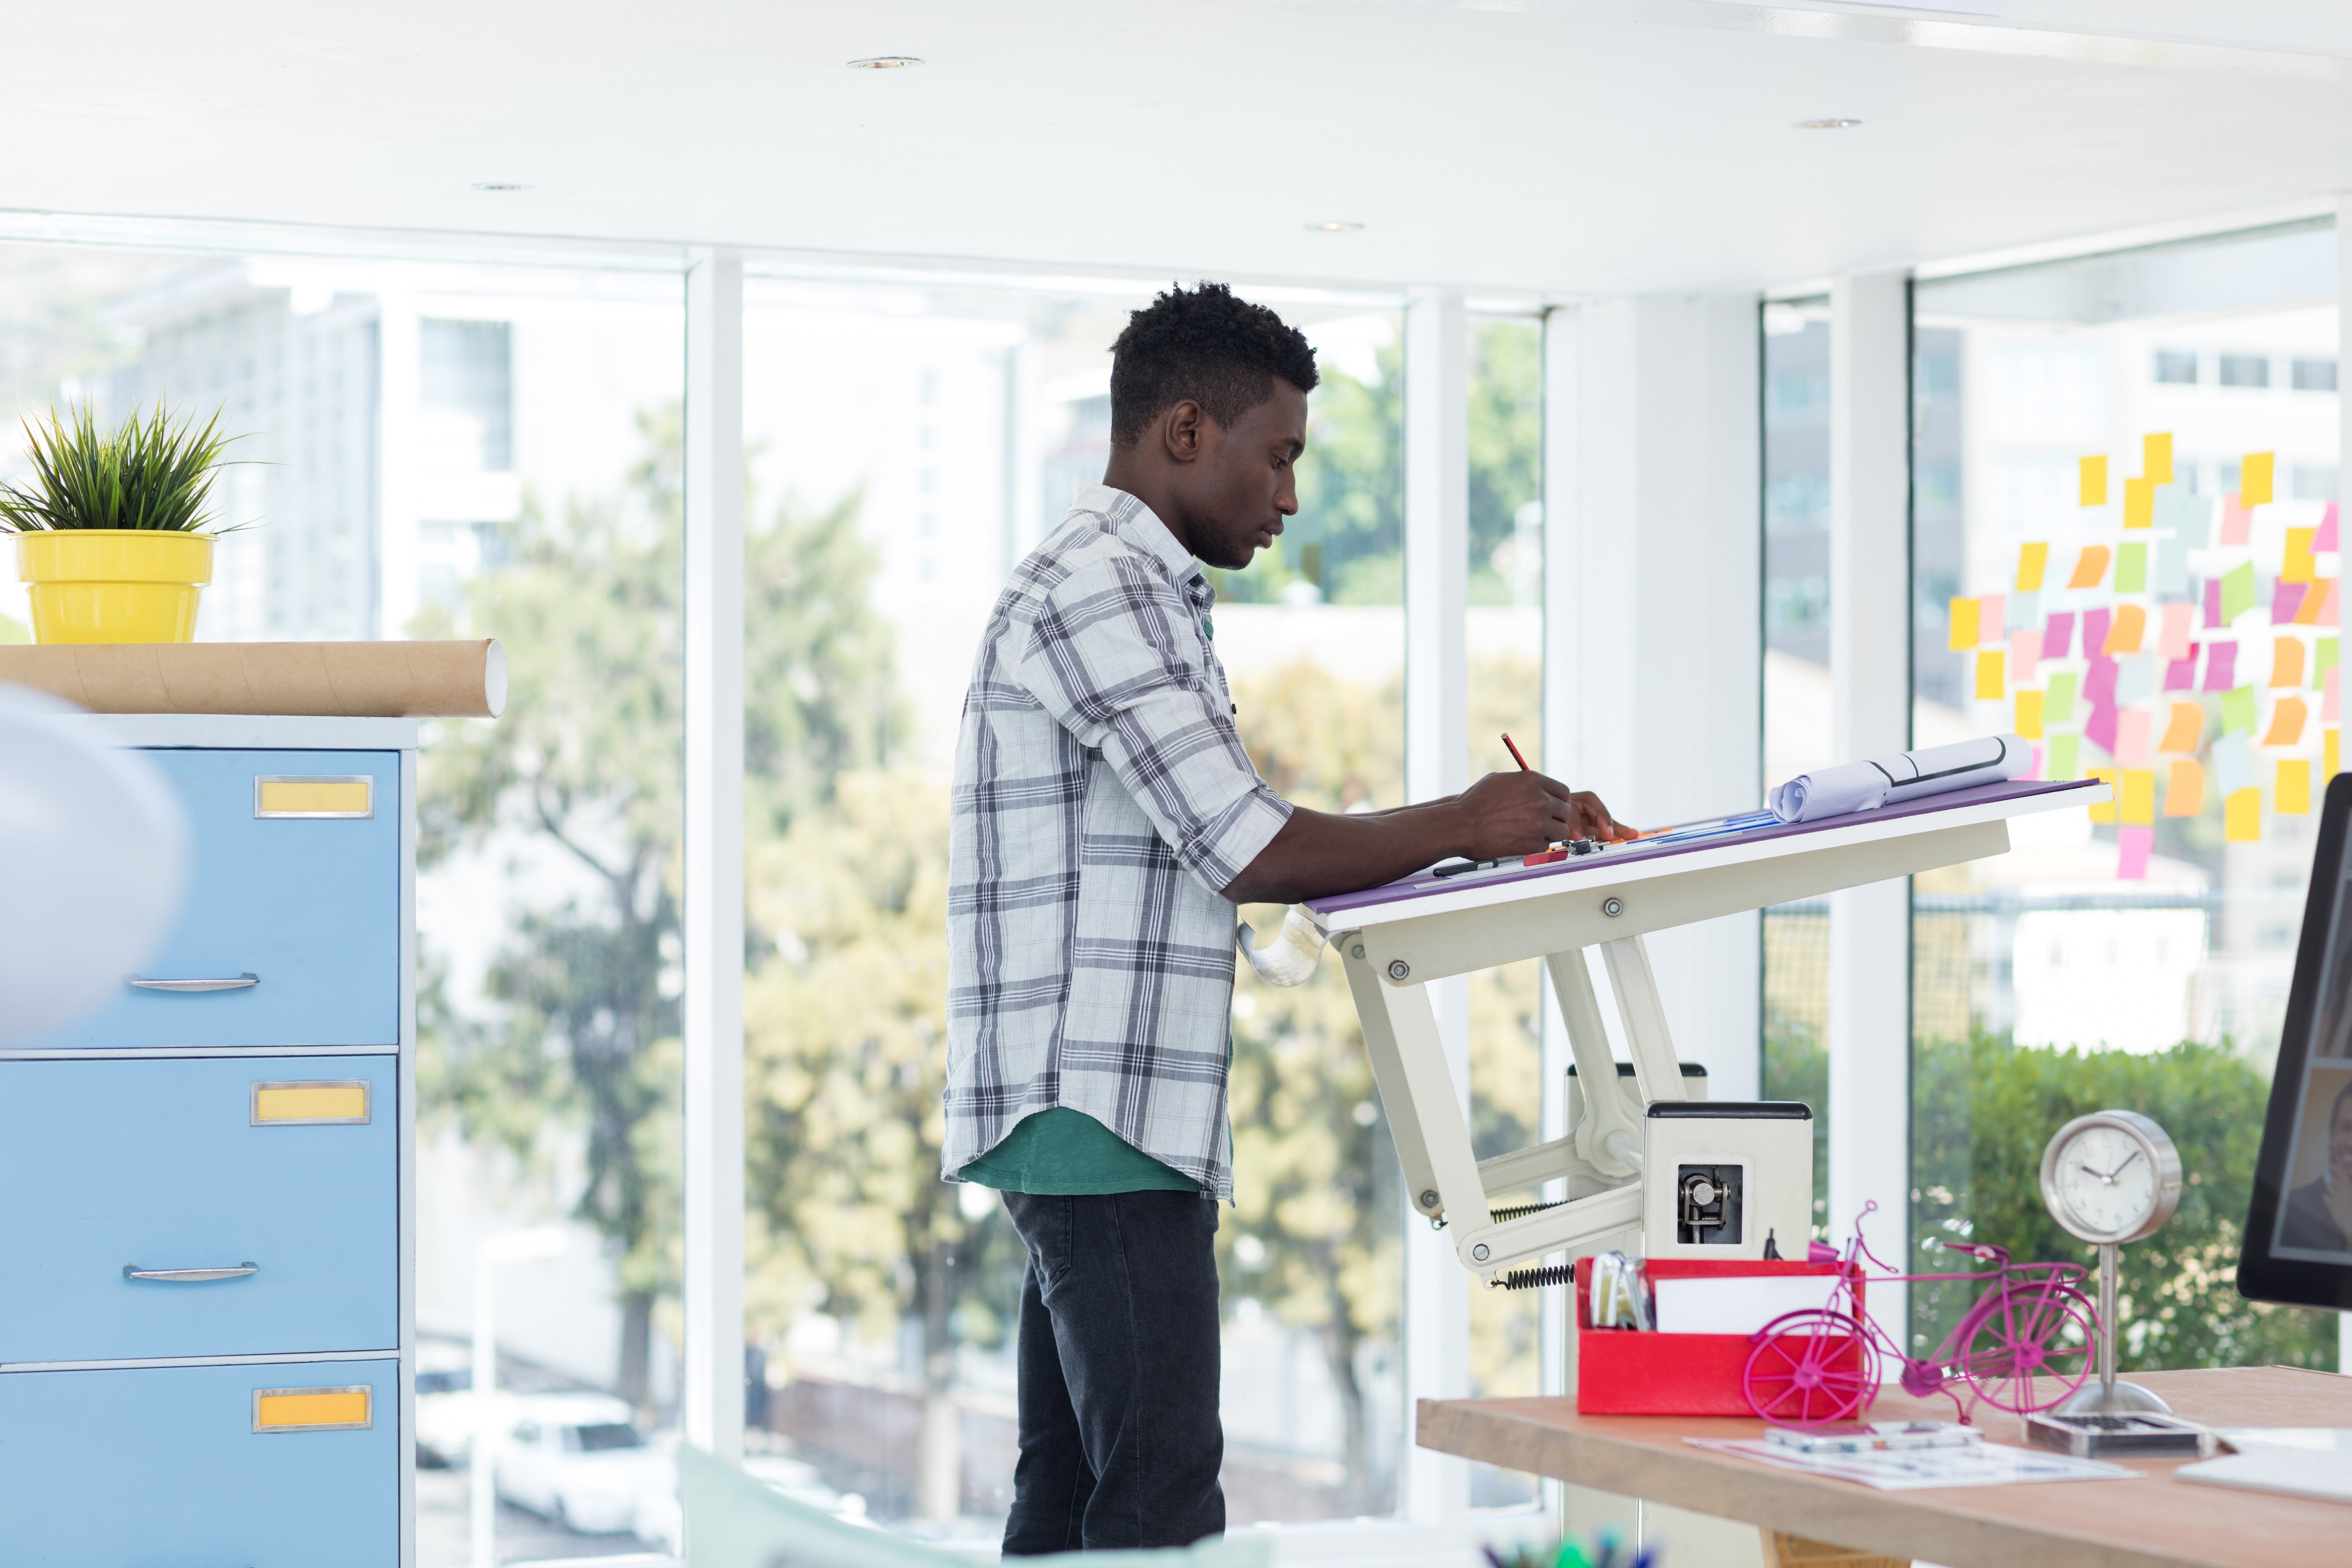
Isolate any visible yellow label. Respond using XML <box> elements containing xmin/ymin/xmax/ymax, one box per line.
<box><xmin>253</xmin><ymin>1082</ymin><xmax>369</xmax><ymax>1124</ymax></box>
<box><xmin>254</xmin><ymin>1387</ymin><xmax>371</xmax><ymax>1432</ymax></box>
<box><xmin>256</xmin><ymin>778</ymin><xmax>372</xmax><ymax>817</ymax></box>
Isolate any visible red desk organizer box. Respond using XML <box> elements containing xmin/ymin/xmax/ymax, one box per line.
<box><xmin>1575</xmin><ymin>1258</ymin><xmax>1867</xmax><ymax>1416</ymax></box>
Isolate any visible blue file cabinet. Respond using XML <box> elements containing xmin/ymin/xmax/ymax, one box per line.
<box><xmin>0</xmin><ymin>716</ymin><xmax>416</xmax><ymax>1568</ymax></box>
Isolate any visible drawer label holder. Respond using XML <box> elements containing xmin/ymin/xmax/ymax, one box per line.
<box><xmin>253</xmin><ymin>1385</ymin><xmax>373</xmax><ymax>1433</ymax></box>
<box><xmin>253</xmin><ymin>776</ymin><xmax>375</xmax><ymax>819</ymax></box>
<box><xmin>251</xmin><ymin>1080</ymin><xmax>371</xmax><ymax>1126</ymax></box>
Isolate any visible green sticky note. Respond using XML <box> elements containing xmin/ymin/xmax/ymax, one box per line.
<box><xmin>2046</xmin><ymin>671</ymin><xmax>2078</xmax><ymax>725</ymax></box>
<box><xmin>2049</xmin><ymin>733</ymin><xmax>2080</xmax><ymax>781</ymax></box>
<box><xmin>2317</xmin><ymin>637</ymin><xmax>2339</xmax><ymax>691</ymax></box>
<box><xmin>2224</xmin><ymin>684</ymin><xmax>2258</xmax><ymax>736</ymax></box>
<box><xmin>2115</xmin><ymin>541</ymin><xmax>2148</xmax><ymax>594</ymax></box>
<box><xmin>2221</xmin><ymin>561</ymin><xmax>2257</xmax><ymax>624</ymax></box>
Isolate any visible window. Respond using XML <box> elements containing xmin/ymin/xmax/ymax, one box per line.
<box><xmin>2295</xmin><ymin>357</ymin><xmax>2339</xmax><ymax>392</ymax></box>
<box><xmin>419</xmin><ymin>318</ymin><xmax>513</xmax><ymax>471</ymax></box>
<box><xmin>1909</xmin><ymin>221</ymin><xmax>2339</xmax><ymax>1373</ymax></box>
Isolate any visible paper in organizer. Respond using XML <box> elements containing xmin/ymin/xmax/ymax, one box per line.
<box><xmin>1769</xmin><ymin>734</ymin><xmax>2030</xmax><ymax>825</ymax></box>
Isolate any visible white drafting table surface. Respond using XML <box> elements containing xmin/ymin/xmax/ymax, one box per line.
<box><xmin>1305</xmin><ymin>779</ymin><xmax>2106</xmax><ymax>944</ymax></box>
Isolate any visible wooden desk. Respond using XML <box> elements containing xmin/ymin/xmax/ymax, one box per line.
<box><xmin>1420</xmin><ymin>1367</ymin><xmax>2352</xmax><ymax>1568</ymax></box>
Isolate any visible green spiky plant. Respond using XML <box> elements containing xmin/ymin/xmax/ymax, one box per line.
<box><xmin>0</xmin><ymin>402</ymin><xmax>248</xmax><ymax>534</ymax></box>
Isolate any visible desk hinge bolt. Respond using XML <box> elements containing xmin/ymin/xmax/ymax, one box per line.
<box><xmin>1602</xmin><ymin>897</ymin><xmax>1624</xmax><ymax>918</ymax></box>
<box><xmin>1387</xmin><ymin>960</ymin><xmax>1411</xmax><ymax>981</ymax></box>
<box><xmin>1419</xmin><ymin>1190</ymin><xmax>1441</xmax><ymax>1210</ymax></box>
<box><xmin>1471</xmin><ymin>1244</ymin><xmax>1490</xmax><ymax>1262</ymax></box>
<box><xmin>1351</xmin><ymin>944</ymin><xmax>1366</xmax><ymax>959</ymax></box>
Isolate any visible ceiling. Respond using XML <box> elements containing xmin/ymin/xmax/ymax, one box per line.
<box><xmin>6</xmin><ymin>0</ymin><xmax>2352</xmax><ymax>296</ymax></box>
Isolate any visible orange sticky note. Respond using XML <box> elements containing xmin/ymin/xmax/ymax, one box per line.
<box><xmin>2279</xmin><ymin>758</ymin><xmax>2312</xmax><ymax>816</ymax></box>
<box><xmin>2298</xmin><ymin>578</ymin><xmax>2337</xmax><ymax>629</ymax></box>
<box><xmin>1948</xmin><ymin>596</ymin><xmax>1979</xmax><ymax>652</ymax></box>
<box><xmin>2103</xmin><ymin>604</ymin><xmax>2147</xmax><ymax>655</ymax></box>
<box><xmin>2285</xmin><ymin>527</ymin><xmax>2317</xmax><ymax>584</ymax></box>
<box><xmin>2226</xmin><ymin>786</ymin><xmax>2262</xmax><ymax>841</ymax></box>
<box><xmin>2164</xmin><ymin>758</ymin><xmax>2205</xmax><ymax>817</ymax></box>
<box><xmin>1976</xmin><ymin>650</ymin><xmax>2006</xmax><ymax>700</ymax></box>
<box><xmin>2016</xmin><ymin>689</ymin><xmax>2045</xmax><ymax>740</ymax></box>
<box><xmin>2158</xmin><ymin>700</ymin><xmax>2203</xmax><ymax>753</ymax></box>
<box><xmin>2017</xmin><ymin>542</ymin><xmax>2049</xmax><ymax>593</ymax></box>
<box><xmin>2266</xmin><ymin>695</ymin><xmax>2309</xmax><ymax>746</ymax></box>
<box><xmin>2274</xmin><ymin>636</ymin><xmax>2307</xmax><ymax>690</ymax></box>
<box><xmin>2144</xmin><ymin>432</ymin><xmax>2173</xmax><ymax>485</ymax></box>
<box><xmin>2124</xmin><ymin>476</ymin><xmax>2154</xmax><ymax>529</ymax></box>
<box><xmin>2118</xmin><ymin>769</ymin><xmax>2155</xmax><ymax>826</ymax></box>
<box><xmin>2068</xmin><ymin>545</ymin><xmax>2111</xmax><ymax>589</ymax></box>
<box><xmin>2243</xmin><ymin>451</ymin><xmax>2275</xmax><ymax>506</ymax></box>
<box><xmin>2080</xmin><ymin>455</ymin><xmax>2108</xmax><ymax>507</ymax></box>
<box><xmin>2088</xmin><ymin>767</ymin><xmax>2118</xmax><ymax>824</ymax></box>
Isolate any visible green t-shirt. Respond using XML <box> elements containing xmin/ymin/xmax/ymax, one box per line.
<box><xmin>957</xmin><ymin>1107</ymin><xmax>1200</xmax><ymax>1196</ymax></box>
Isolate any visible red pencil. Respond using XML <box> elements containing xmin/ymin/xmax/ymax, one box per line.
<box><xmin>1502</xmin><ymin>732</ymin><xmax>1530</xmax><ymax>771</ymax></box>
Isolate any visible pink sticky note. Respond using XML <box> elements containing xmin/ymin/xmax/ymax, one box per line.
<box><xmin>2085</xmin><ymin>655</ymin><xmax>2119</xmax><ymax>706</ymax></box>
<box><xmin>2114</xmin><ymin>708</ymin><xmax>2152</xmax><ymax>765</ymax></box>
<box><xmin>2043</xmin><ymin>612</ymin><xmax>2075</xmax><ymax>660</ymax></box>
<box><xmin>2009</xmin><ymin>628</ymin><xmax>2040</xmax><ymax>683</ymax></box>
<box><xmin>2329</xmin><ymin>666</ymin><xmax>2342</xmax><ymax>724</ymax></box>
<box><xmin>2118</xmin><ymin>825</ymin><xmax>2154</xmax><ymax>882</ymax></box>
<box><xmin>2165</xmin><ymin>655</ymin><xmax>2197</xmax><ymax>691</ymax></box>
<box><xmin>2203</xmin><ymin>641</ymin><xmax>2239</xmax><ymax>692</ymax></box>
<box><xmin>2275</xmin><ymin>581</ymin><xmax>2308</xmax><ymax>624</ymax></box>
<box><xmin>2221</xmin><ymin>492</ymin><xmax>2253</xmax><ymax>546</ymax></box>
<box><xmin>2023</xmin><ymin>744</ymin><xmax>2045</xmax><ymax>782</ymax></box>
<box><xmin>2083</xmin><ymin>607</ymin><xmax>2112</xmax><ymax>659</ymax></box>
<box><xmin>2158</xmin><ymin>602</ymin><xmax>2194</xmax><ymax>662</ymax></box>
<box><xmin>1977</xmin><ymin>594</ymin><xmax>2005</xmax><ymax>644</ymax></box>
<box><xmin>2086</xmin><ymin>701</ymin><xmax>2120</xmax><ymax>756</ymax></box>
<box><xmin>2319</xmin><ymin>502</ymin><xmax>2340</xmax><ymax>554</ymax></box>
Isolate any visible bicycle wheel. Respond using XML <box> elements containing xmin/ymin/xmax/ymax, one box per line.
<box><xmin>1953</xmin><ymin>1276</ymin><xmax>2095</xmax><ymax>1414</ymax></box>
<box><xmin>1742</xmin><ymin>1310</ymin><xmax>1879</xmax><ymax>1428</ymax></box>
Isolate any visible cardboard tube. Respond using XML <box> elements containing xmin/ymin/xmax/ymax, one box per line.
<box><xmin>0</xmin><ymin>640</ymin><xmax>505</xmax><ymax>718</ymax></box>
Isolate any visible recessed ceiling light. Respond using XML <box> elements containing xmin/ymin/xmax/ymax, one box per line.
<box><xmin>471</xmin><ymin>182</ymin><xmax>534</xmax><ymax>192</ymax></box>
<box><xmin>848</xmin><ymin>56</ymin><xmax>922</xmax><ymax>69</ymax></box>
<box><xmin>1306</xmin><ymin>220</ymin><xmax>1364</xmax><ymax>233</ymax></box>
<box><xmin>1793</xmin><ymin>118</ymin><xmax>1862</xmax><ymax>131</ymax></box>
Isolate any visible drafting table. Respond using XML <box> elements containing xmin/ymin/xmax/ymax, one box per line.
<box><xmin>1302</xmin><ymin>777</ymin><xmax>2110</xmax><ymax>1286</ymax></box>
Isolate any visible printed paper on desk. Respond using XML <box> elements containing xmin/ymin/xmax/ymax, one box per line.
<box><xmin>1651</xmin><ymin>1273</ymin><xmax>1844</xmax><ymax>1336</ymax></box>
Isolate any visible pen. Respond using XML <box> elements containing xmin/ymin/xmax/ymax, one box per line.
<box><xmin>1502</xmin><ymin>732</ymin><xmax>1531</xmax><ymax>771</ymax></box>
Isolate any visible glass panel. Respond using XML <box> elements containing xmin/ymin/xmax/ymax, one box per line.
<box><xmin>1760</xmin><ymin>296</ymin><xmax>1834</xmax><ymax>1237</ymax></box>
<box><xmin>1910</xmin><ymin>222</ymin><xmax>2339</xmax><ymax>1370</ymax></box>
<box><xmin>737</xmin><ymin>278</ymin><xmax>1408</xmax><ymax>1539</ymax></box>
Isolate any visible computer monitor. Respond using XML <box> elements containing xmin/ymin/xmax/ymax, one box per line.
<box><xmin>2239</xmin><ymin>773</ymin><xmax>2352</xmax><ymax>1310</ymax></box>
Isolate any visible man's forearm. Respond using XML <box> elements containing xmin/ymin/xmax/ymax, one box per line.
<box><xmin>1221</xmin><ymin>799</ymin><xmax>1465</xmax><ymax>906</ymax></box>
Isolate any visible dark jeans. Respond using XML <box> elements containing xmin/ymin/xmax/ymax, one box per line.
<box><xmin>999</xmin><ymin>1189</ymin><xmax>1224</xmax><ymax>1554</ymax></box>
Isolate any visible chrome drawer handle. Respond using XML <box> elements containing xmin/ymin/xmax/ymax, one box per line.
<box><xmin>129</xmin><ymin>973</ymin><xmax>260</xmax><ymax>993</ymax></box>
<box><xmin>124</xmin><ymin>1262</ymin><xmax>259</xmax><ymax>1282</ymax></box>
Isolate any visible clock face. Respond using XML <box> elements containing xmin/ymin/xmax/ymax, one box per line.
<box><xmin>2042</xmin><ymin>1114</ymin><xmax>2179</xmax><ymax>1244</ymax></box>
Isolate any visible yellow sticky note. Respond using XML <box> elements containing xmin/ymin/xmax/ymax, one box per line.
<box><xmin>2226</xmin><ymin>786</ymin><xmax>2262</xmax><ymax>841</ymax></box>
<box><xmin>2017</xmin><ymin>542</ymin><xmax>2049</xmax><ymax>593</ymax></box>
<box><xmin>2124</xmin><ymin>476</ymin><xmax>2154</xmax><ymax>530</ymax></box>
<box><xmin>1976</xmin><ymin>650</ymin><xmax>2005</xmax><ymax>701</ymax></box>
<box><xmin>1948</xmin><ymin>597</ymin><xmax>1979</xmax><ymax>652</ymax></box>
<box><xmin>2104</xmin><ymin>604</ymin><xmax>2147</xmax><ymax>656</ymax></box>
<box><xmin>2279</xmin><ymin>758</ymin><xmax>2312</xmax><ymax>815</ymax></box>
<box><xmin>2080</xmin><ymin>455</ymin><xmax>2108</xmax><ymax>507</ymax></box>
<box><xmin>2088</xmin><ymin>767</ymin><xmax>2118</xmax><ymax>824</ymax></box>
<box><xmin>2275</xmin><ymin>636</ymin><xmax>2308</xmax><ymax>690</ymax></box>
<box><xmin>2144</xmin><ymin>432</ymin><xmax>2173</xmax><ymax>485</ymax></box>
<box><xmin>2266</xmin><ymin>695</ymin><xmax>2309</xmax><ymax>746</ymax></box>
<box><xmin>2158</xmin><ymin>700</ymin><xmax>2203</xmax><ymax>753</ymax></box>
<box><xmin>2285</xmin><ymin>527</ymin><xmax>2317</xmax><ymax>584</ymax></box>
<box><xmin>2330</xmin><ymin>728</ymin><xmax>2342</xmax><ymax>782</ymax></box>
<box><xmin>2164</xmin><ymin>758</ymin><xmax>2205</xmax><ymax>817</ymax></box>
<box><xmin>2068</xmin><ymin>545</ymin><xmax>2111</xmax><ymax>590</ymax></box>
<box><xmin>2242</xmin><ymin>451</ymin><xmax>2275</xmax><ymax>507</ymax></box>
<box><xmin>2118</xmin><ymin>769</ymin><xmax>2155</xmax><ymax>826</ymax></box>
<box><xmin>2016</xmin><ymin>689</ymin><xmax>2045</xmax><ymax>740</ymax></box>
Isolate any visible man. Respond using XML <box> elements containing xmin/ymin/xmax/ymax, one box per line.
<box><xmin>944</xmin><ymin>281</ymin><xmax>1629</xmax><ymax>1553</ymax></box>
<box><xmin>2280</xmin><ymin>1077</ymin><xmax>2352</xmax><ymax>1255</ymax></box>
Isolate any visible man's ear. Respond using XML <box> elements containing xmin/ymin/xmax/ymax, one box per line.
<box><xmin>1161</xmin><ymin>399</ymin><xmax>1206</xmax><ymax>464</ymax></box>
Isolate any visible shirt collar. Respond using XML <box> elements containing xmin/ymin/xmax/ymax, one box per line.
<box><xmin>1077</xmin><ymin>484</ymin><xmax>1213</xmax><ymax>605</ymax></box>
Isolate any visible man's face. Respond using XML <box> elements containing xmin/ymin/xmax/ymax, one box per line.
<box><xmin>2332</xmin><ymin>1096</ymin><xmax>2352</xmax><ymax>1176</ymax></box>
<box><xmin>1177</xmin><ymin>383</ymin><xmax>1308</xmax><ymax>573</ymax></box>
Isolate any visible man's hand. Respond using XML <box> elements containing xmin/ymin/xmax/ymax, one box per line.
<box><xmin>1450</xmin><ymin>770</ymin><xmax>1635</xmax><ymax>861</ymax></box>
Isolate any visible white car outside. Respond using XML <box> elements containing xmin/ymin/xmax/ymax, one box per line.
<box><xmin>628</xmin><ymin>1448</ymin><xmax>862</xmax><ymax>1555</ymax></box>
<box><xmin>494</xmin><ymin>1393</ymin><xmax>672</xmax><ymax>1535</ymax></box>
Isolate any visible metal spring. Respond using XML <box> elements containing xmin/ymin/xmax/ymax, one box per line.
<box><xmin>1486</xmin><ymin>1198</ymin><xmax>1568</xmax><ymax>1224</ymax></box>
<box><xmin>1498</xmin><ymin>1262</ymin><xmax>1575</xmax><ymax>1292</ymax></box>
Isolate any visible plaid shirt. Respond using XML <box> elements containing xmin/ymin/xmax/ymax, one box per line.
<box><xmin>943</xmin><ymin>485</ymin><xmax>1293</xmax><ymax>1198</ymax></box>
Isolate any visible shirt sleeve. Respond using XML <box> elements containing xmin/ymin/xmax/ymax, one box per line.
<box><xmin>1017</xmin><ymin>552</ymin><xmax>1292</xmax><ymax>895</ymax></box>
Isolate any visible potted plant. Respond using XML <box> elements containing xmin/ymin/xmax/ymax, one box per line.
<box><xmin>0</xmin><ymin>402</ymin><xmax>246</xmax><ymax>644</ymax></box>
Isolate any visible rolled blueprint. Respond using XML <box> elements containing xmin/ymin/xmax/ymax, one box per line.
<box><xmin>1238</xmin><ymin>903</ymin><xmax>1327</xmax><ymax>987</ymax></box>
<box><xmin>0</xmin><ymin>639</ymin><xmax>506</xmax><ymax>719</ymax></box>
<box><xmin>1768</xmin><ymin>733</ymin><xmax>2030</xmax><ymax>824</ymax></box>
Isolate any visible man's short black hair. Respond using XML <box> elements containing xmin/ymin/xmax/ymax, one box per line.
<box><xmin>1109</xmin><ymin>281</ymin><xmax>1318</xmax><ymax>448</ymax></box>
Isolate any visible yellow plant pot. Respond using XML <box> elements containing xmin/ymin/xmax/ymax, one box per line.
<box><xmin>15</xmin><ymin>530</ymin><xmax>215</xmax><ymax>644</ymax></box>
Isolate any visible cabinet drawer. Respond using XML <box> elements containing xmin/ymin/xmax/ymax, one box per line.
<box><xmin>0</xmin><ymin>1056</ymin><xmax>396</xmax><ymax>1363</ymax></box>
<box><xmin>0</xmin><ymin>1358</ymin><xmax>397</xmax><ymax>1567</ymax></box>
<box><xmin>33</xmin><ymin>748</ymin><xmax>400</xmax><ymax>1049</ymax></box>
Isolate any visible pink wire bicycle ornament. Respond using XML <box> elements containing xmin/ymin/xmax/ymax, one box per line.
<box><xmin>1739</xmin><ymin>1202</ymin><xmax>2098</xmax><ymax>1429</ymax></box>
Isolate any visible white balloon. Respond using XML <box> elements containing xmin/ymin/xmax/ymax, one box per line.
<box><xmin>0</xmin><ymin>684</ymin><xmax>190</xmax><ymax>1046</ymax></box>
